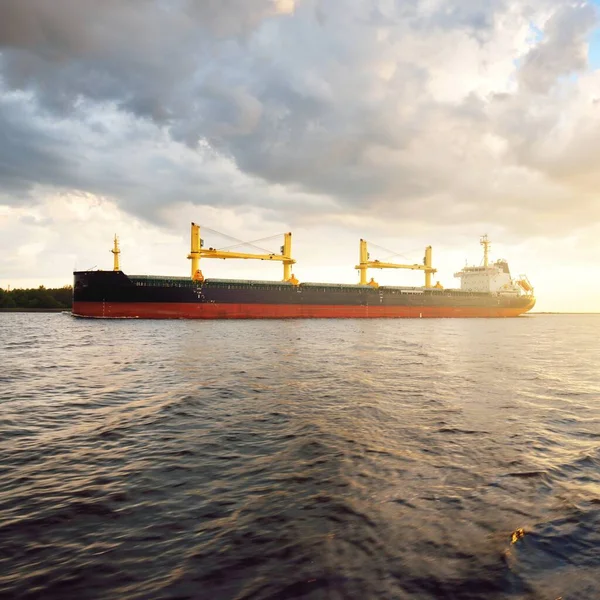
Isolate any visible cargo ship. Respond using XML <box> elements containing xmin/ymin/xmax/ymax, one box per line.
<box><xmin>72</xmin><ymin>223</ymin><xmax>535</xmax><ymax>319</ymax></box>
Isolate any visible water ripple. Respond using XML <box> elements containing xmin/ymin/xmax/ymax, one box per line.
<box><xmin>0</xmin><ymin>313</ymin><xmax>599</xmax><ymax>599</ymax></box>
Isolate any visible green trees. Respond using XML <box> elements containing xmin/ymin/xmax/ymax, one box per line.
<box><xmin>0</xmin><ymin>286</ymin><xmax>72</xmax><ymax>309</ymax></box>
<box><xmin>0</xmin><ymin>288</ymin><xmax>16</xmax><ymax>308</ymax></box>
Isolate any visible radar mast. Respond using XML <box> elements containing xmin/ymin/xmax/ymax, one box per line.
<box><xmin>480</xmin><ymin>234</ymin><xmax>490</xmax><ymax>268</ymax></box>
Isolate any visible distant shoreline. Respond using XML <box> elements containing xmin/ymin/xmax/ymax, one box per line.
<box><xmin>530</xmin><ymin>312</ymin><xmax>600</xmax><ymax>315</ymax></box>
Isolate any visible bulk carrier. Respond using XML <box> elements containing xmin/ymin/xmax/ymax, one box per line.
<box><xmin>72</xmin><ymin>223</ymin><xmax>535</xmax><ymax>319</ymax></box>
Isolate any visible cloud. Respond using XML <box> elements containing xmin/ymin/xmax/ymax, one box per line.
<box><xmin>0</xmin><ymin>0</ymin><xmax>599</xmax><ymax>245</ymax></box>
<box><xmin>518</xmin><ymin>2</ymin><xmax>596</xmax><ymax>93</ymax></box>
<box><xmin>0</xmin><ymin>93</ymin><xmax>79</xmax><ymax>198</ymax></box>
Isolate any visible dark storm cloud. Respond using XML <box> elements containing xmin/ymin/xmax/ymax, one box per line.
<box><xmin>0</xmin><ymin>92</ymin><xmax>257</xmax><ymax>220</ymax></box>
<box><xmin>0</xmin><ymin>0</ymin><xmax>286</xmax><ymax>119</ymax></box>
<box><xmin>0</xmin><ymin>0</ymin><xmax>598</xmax><ymax>234</ymax></box>
<box><xmin>0</xmin><ymin>0</ymin><xmax>282</xmax><ymax>50</ymax></box>
<box><xmin>0</xmin><ymin>96</ymin><xmax>81</xmax><ymax>199</ymax></box>
<box><xmin>0</xmin><ymin>1</ymin><xmax>189</xmax><ymax>118</ymax></box>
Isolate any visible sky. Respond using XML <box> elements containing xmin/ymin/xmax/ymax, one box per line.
<box><xmin>1</xmin><ymin>0</ymin><xmax>600</xmax><ymax>312</ymax></box>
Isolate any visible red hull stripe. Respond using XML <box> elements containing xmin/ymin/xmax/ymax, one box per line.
<box><xmin>72</xmin><ymin>301</ymin><xmax>534</xmax><ymax>319</ymax></box>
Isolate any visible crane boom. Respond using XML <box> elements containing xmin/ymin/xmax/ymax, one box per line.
<box><xmin>187</xmin><ymin>223</ymin><xmax>296</xmax><ymax>283</ymax></box>
<box><xmin>355</xmin><ymin>239</ymin><xmax>436</xmax><ymax>287</ymax></box>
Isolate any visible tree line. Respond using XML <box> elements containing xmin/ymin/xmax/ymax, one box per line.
<box><xmin>0</xmin><ymin>286</ymin><xmax>73</xmax><ymax>309</ymax></box>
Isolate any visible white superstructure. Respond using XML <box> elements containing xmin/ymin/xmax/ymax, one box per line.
<box><xmin>454</xmin><ymin>235</ymin><xmax>531</xmax><ymax>296</ymax></box>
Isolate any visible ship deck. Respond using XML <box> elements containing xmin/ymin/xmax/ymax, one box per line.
<box><xmin>127</xmin><ymin>274</ymin><xmax>490</xmax><ymax>297</ymax></box>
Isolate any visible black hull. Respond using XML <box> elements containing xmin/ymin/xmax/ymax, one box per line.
<box><xmin>72</xmin><ymin>271</ymin><xmax>535</xmax><ymax>318</ymax></box>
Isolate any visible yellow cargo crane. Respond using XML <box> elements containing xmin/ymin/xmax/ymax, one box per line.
<box><xmin>187</xmin><ymin>222</ymin><xmax>297</xmax><ymax>284</ymax></box>
<box><xmin>355</xmin><ymin>239</ymin><xmax>437</xmax><ymax>288</ymax></box>
<box><xmin>111</xmin><ymin>235</ymin><xmax>121</xmax><ymax>271</ymax></box>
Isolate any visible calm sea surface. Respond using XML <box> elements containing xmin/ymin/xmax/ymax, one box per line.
<box><xmin>0</xmin><ymin>313</ymin><xmax>599</xmax><ymax>600</ymax></box>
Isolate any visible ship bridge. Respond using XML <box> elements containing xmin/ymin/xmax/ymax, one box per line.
<box><xmin>454</xmin><ymin>235</ymin><xmax>533</xmax><ymax>296</ymax></box>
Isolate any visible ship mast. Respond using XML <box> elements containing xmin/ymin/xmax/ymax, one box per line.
<box><xmin>480</xmin><ymin>234</ymin><xmax>490</xmax><ymax>268</ymax></box>
<box><xmin>187</xmin><ymin>223</ymin><xmax>297</xmax><ymax>283</ymax></box>
<box><xmin>111</xmin><ymin>235</ymin><xmax>121</xmax><ymax>271</ymax></box>
<box><xmin>355</xmin><ymin>239</ymin><xmax>436</xmax><ymax>287</ymax></box>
